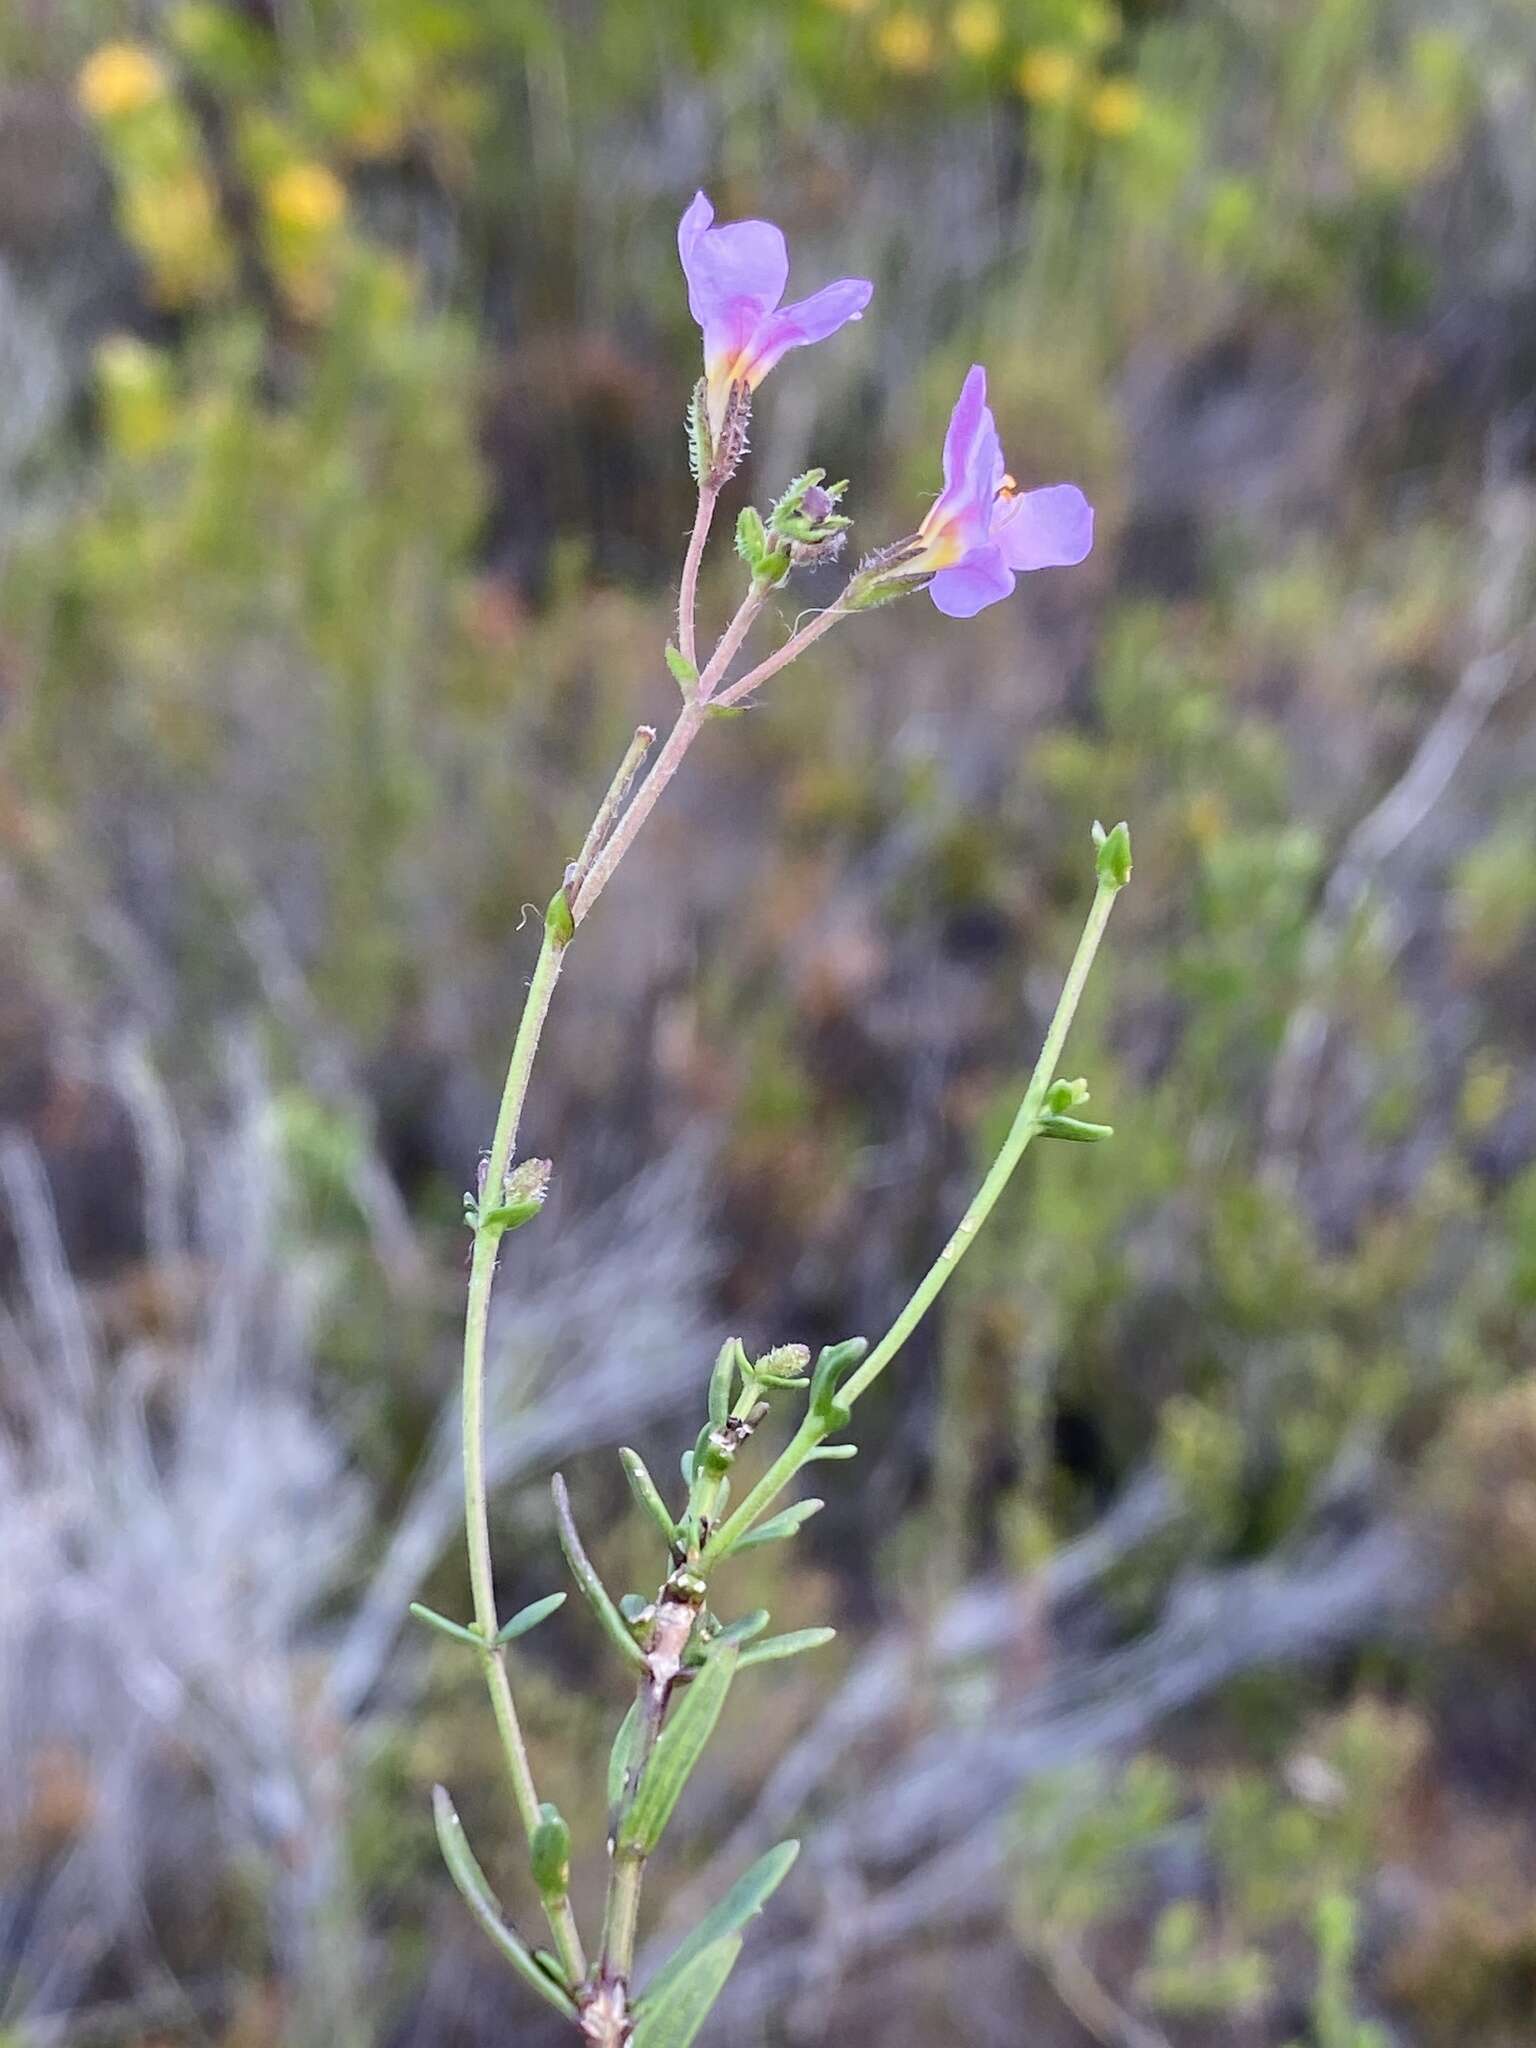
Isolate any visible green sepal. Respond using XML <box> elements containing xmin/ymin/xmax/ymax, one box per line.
<box><xmin>631</xmin><ymin>1934</ymin><xmax>742</xmax><ymax>2048</ymax></box>
<box><xmin>733</xmin><ymin>1498</ymin><xmax>824</xmax><ymax>1550</ymax></box>
<box><xmin>620</xmin><ymin>1447</ymin><xmax>679</xmax><ymax>1546</ymax></box>
<box><xmin>638</xmin><ymin>1841</ymin><xmax>799</xmax><ymax>2014</ymax></box>
<box><xmin>709</xmin><ymin>1338</ymin><xmax>746</xmax><ymax>1427</ymax></box>
<box><xmin>1044</xmin><ymin>1076</ymin><xmax>1091</xmax><ymax>1115</ymax></box>
<box><xmin>552</xmin><ymin>1474</ymin><xmax>648</xmax><ymax>1672</ymax></box>
<box><xmin>752</xmin><ymin>1369</ymin><xmax>810</xmax><ymax>1389</ymax></box>
<box><xmin>735</xmin><ymin>506</ymin><xmax>768</xmax><ymax>571</ymax></box>
<box><xmin>409</xmin><ymin>1602</ymin><xmax>485</xmax><ymax>1651</ymax></box>
<box><xmin>495</xmin><ymin>1591</ymin><xmax>567</xmax><ymax>1645</ymax></box>
<box><xmin>1092</xmin><ymin>818</ymin><xmax>1133</xmax><ymax>891</ymax></box>
<box><xmin>607</xmin><ymin>1698</ymin><xmax>642</xmax><ymax>1814</ymax></box>
<box><xmin>739</xmin><ymin>1626</ymin><xmax>836</xmax><ymax>1668</ymax></box>
<box><xmin>432</xmin><ymin>1787</ymin><xmax>579</xmax><ymax>2020</ymax></box>
<box><xmin>807</xmin><ymin>1337</ymin><xmax>867</xmax><ymax>1427</ymax></box>
<box><xmin>545</xmin><ymin>888</ymin><xmax>576</xmax><ymax>944</ymax></box>
<box><xmin>530</xmin><ymin>1803</ymin><xmax>571</xmax><ymax>1901</ymax></box>
<box><xmin>1038</xmin><ymin>1114</ymin><xmax>1114</xmax><ymax>1142</ymax></box>
<box><xmin>751</xmin><ymin>548</ymin><xmax>791</xmax><ymax>591</ymax></box>
<box><xmin>474</xmin><ymin>1196</ymin><xmax>546</xmax><ymax>1235</ymax></box>
<box><xmin>619</xmin><ymin>1646</ymin><xmax>738</xmax><ymax>1853</ymax></box>
<box><xmin>665</xmin><ymin>641</ymin><xmax>699</xmax><ymax>697</ymax></box>
<box><xmin>686</xmin><ymin>379</ymin><xmax>711</xmax><ymax>487</ymax></box>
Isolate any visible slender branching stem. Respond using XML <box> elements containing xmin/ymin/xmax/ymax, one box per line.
<box><xmin>568</xmin><ymin>724</ymin><xmax>656</xmax><ymax>901</ymax></box>
<box><xmin>461</xmin><ymin>922</ymin><xmax>587</xmax><ymax>1984</ymax></box>
<box><xmin>678</xmin><ymin>484</ymin><xmax>718</xmax><ymax>673</ymax></box>
<box><xmin>712</xmin><ymin>596</ymin><xmax>851</xmax><ymax>707</ymax></box>
<box><xmin>697</xmin><ymin>586</ymin><xmax>767</xmax><ymax>699</ymax></box>
<box><xmin>572</xmin><ymin>699</ymin><xmax>706</xmax><ymax>924</ymax></box>
<box><xmin>703</xmin><ymin>871</ymin><xmax>1123</xmax><ymax>1563</ymax></box>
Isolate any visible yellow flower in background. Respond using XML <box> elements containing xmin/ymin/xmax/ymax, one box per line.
<box><xmin>77</xmin><ymin>42</ymin><xmax>168</xmax><ymax>122</ymax></box>
<box><xmin>876</xmin><ymin>10</ymin><xmax>935</xmax><ymax>72</ymax></box>
<box><xmin>265</xmin><ymin>162</ymin><xmax>348</xmax><ymax>235</ymax></box>
<box><xmin>122</xmin><ymin>169</ymin><xmax>232</xmax><ymax>304</ymax></box>
<box><xmin>950</xmin><ymin>1</ymin><xmax>1002</xmax><ymax>59</ymax></box>
<box><xmin>1088</xmin><ymin>78</ymin><xmax>1143</xmax><ymax>137</ymax></box>
<box><xmin>1017</xmin><ymin>46</ymin><xmax>1081</xmax><ymax>105</ymax></box>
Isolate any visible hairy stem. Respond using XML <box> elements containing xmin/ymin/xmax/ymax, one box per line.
<box><xmin>678</xmin><ymin>485</ymin><xmax>718</xmax><ymax>674</ymax></box>
<box><xmin>712</xmin><ymin>597</ymin><xmax>850</xmax><ymax>708</ymax></box>
<box><xmin>704</xmin><ymin>872</ymin><xmax>1123</xmax><ymax>1562</ymax></box>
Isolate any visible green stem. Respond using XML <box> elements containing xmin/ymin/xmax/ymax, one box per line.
<box><xmin>704</xmin><ymin>873</ymin><xmax>1123</xmax><ymax>1563</ymax></box>
<box><xmin>840</xmin><ymin>874</ymin><xmax>1120</xmax><ymax>1408</ymax></box>
<box><xmin>461</xmin><ymin>919</ymin><xmax>587</xmax><ymax>1986</ymax></box>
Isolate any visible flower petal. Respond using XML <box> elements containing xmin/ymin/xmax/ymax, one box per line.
<box><xmin>677</xmin><ymin>189</ymin><xmax>790</xmax><ymax>368</ymax></box>
<box><xmin>941</xmin><ymin>363</ymin><xmax>1005</xmax><ymax>507</ymax></box>
<box><xmin>739</xmin><ymin>277</ymin><xmax>874</xmax><ymax>383</ymax></box>
<box><xmin>993</xmin><ymin>484</ymin><xmax>1094</xmax><ymax>571</ymax></box>
<box><xmin>928</xmin><ymin>544</ymin><xmax>1016</xmax><ymax>618</ymax></box>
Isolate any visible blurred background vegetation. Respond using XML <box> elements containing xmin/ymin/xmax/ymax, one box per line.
<box><xmin>2</xmin><ymin>0</ymin><xmax>1536</xmax><ymax>2043</ymax></box>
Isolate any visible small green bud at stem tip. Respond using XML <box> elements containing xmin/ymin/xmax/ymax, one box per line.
<box><xmin>1092</xmin><ymin>819</ymin><xmax>1133</xmax><ymax>891</ymax></box>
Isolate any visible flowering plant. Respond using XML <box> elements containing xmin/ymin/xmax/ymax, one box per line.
<box><xmin>421</xmin><ymin>190</ymin><xmax>1130</xmax><ymax>2047</ymax></box>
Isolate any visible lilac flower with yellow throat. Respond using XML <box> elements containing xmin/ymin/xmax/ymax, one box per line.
<box><xmin>678</xmin><ymin>190</ymin><xmax>872</xmax><ymax>444</ymax></box>
<box><xmin>908</xmin><ymin>363</ymin><xmax>1093</xmax><ymax>617</ymax></box>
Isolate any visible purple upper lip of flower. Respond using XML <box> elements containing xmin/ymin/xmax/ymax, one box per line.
<box><xmin>678</xmin><ymin>190</ymin><xmax>873</xmax><ymax>430</ymax></box>
<box><xmin>914</xmin><ymin>364</ymin><xmax>1094</xmax><ymax>617</ymax></box>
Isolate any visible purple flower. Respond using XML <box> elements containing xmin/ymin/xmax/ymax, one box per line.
<box><xmin>911</xmin><ymin>364</ymin><xmax>1093</xmax><ymax>617</ymax></box>
<box><xmin>678</xmin><ymin>190</ymin><xmax>873</xmax><ymax>434</ymax></box>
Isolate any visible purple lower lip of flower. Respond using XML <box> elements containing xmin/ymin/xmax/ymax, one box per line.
<box><xmin>678</xmin><ymin>190</ymin><xmax>872</xmax><ymax>426</ymax></box>
<box><xmin>918</xmin><ymin>365</ymin><xmax>1094</xmax><ymax>616</ymax></box>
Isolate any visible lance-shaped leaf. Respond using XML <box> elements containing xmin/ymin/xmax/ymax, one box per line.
<box><xmin>638</xmin><ymin>1841</ymin><xmax>799</xmax><ymax>2014</ymax></box>
<box><xmin>552</xmin><ymin>1473</ymin><xmax>648</xmax><ymax>1673</ymax></box>
<box><xmin>807</xmin><ymin>1337</ymin><xmax>867</xmax><ymax>1428</ymax></box>
<box><xmin>409</xmin><ymin>1603</ymin><xmax>485</xmax><ymax>1650</ymax></box>
<box><xmin>620</xmin><ymin>1447</ymin><xmax>680</xmax><ymax>1547</ymax></box>
<box><xmin>685</xmin><ymin>1609</ymin><xmax>769</xmax><ymax>1665</ymax></box>
<box><xmin>738</xmin><ymin>1627</ymin><xmax>836</xmax><ymax>1669</ymax></box>
<box><xmin>530</xmin><ymin>1803</ymin><xmax>571</xmax><ymax>1902</ymax></box>
<box><xmin>631</xmin><ymin>1935</ymin><xmax>742</xmax><ymax>2048</ymax></box>
<box><xmin>619</xmin><ymin>1646</ymin><xmax>738</xmax><ymax>1854</ymax></box>
<box><xmin>608</xmin><ymin>1698</ymin><xmax>642</xmax><ymax>1814</ymax></box>
<box><xmin>496</xmin><ymin>1592</ymin><xmax>567</xmax><ymax>1645</ymax></box>
<box><xmin>733</xmin><ymin>1498</ymin><xmax>824</xmax><ymax>1550</ymax></box>
<box><xmin>432</xmin><ymin>1787</ymin><xmax>578</xmax><ymax>2020</ymax></box>
<box><xmin>708</xmin><ymin>1337</ymin><xmax>746</xmax><ymax>1428</ymax></box>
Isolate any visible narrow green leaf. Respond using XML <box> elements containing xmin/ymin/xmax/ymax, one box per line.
<box><xmin>620</xmin><ymin>1646</ymin><xmax>738</xmax><ymax>1853</ymax></box>
<box><xmin>738</xmin><ymin>1627</ymin><xmax>835</xmax><ymax>1669</ymax></box>
<box><xmin>495</xmin><ymin>1592</ymin><xmax>566</xmax><ymax>1645</ymax></box>
<box><xmin>409</xmin><ymin>1603</ymin><xmax>485</xmax><ymax>1650</ymax></box>
<box><xmin>607</xmin><ymin>1698</ymin><xmax>642</xmax><ymax>1814</ymax></box>
<box><xmin>807</xmin><ymin>1441</ymin><xmax>858</xmax><ymax>1462</ymax></box>
<box><xmin>639</xmin><ymin>1842</ymin><xmax>799</xmax><ymax>2013</ymax></box>
<box><xmin>1038</xmin><ymin>1113</ymin><xmax>1114</xmax><ymax>1142</ymax></box>
<box><xmin>432</xmin><ymin>1787</ymin><xmax>578</xmax><ymax>2020</ymax></box>
<box><xmin>686</xmin><ymin>1609</ymin><xmax>769</xmax><ymax>1664</ymax></box>
<box><xmin>632</xmin><ymin>1935</ymin><xmax>742</xmax><ymax>2048</ymax></box>
<box><xmin>808</xmin><ymin>1337</ymin><xmax>866</xmax><ymax>1426</ymax></box>
<box><xmin>530</xmin><ymin>1803</ymin><xmax>571</xmax><ymax>1901</ymax></box>
<box><xmin>620</xmin><ymin>1447</ymin><xmax>679</xmax><ymax>1546</ymax></box>
<box><xmin>708</xmin><ymin>1338</ymin><xmax>744</xmax><ymax>1428</ymax></box>
<box><xmin>733</xmin><ymin>1499</ymin><xmax>824</xmax><ymax>1551</ymax></box>
<box><xmin>552</xmin><ymin>1474</ymin><xmax>648</xmax><ymax>1672</ymax></box>
<box><xmin>664</xmin><ymin>641</ymin><xmax>698</xmax><ymax>696</ymax></box>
